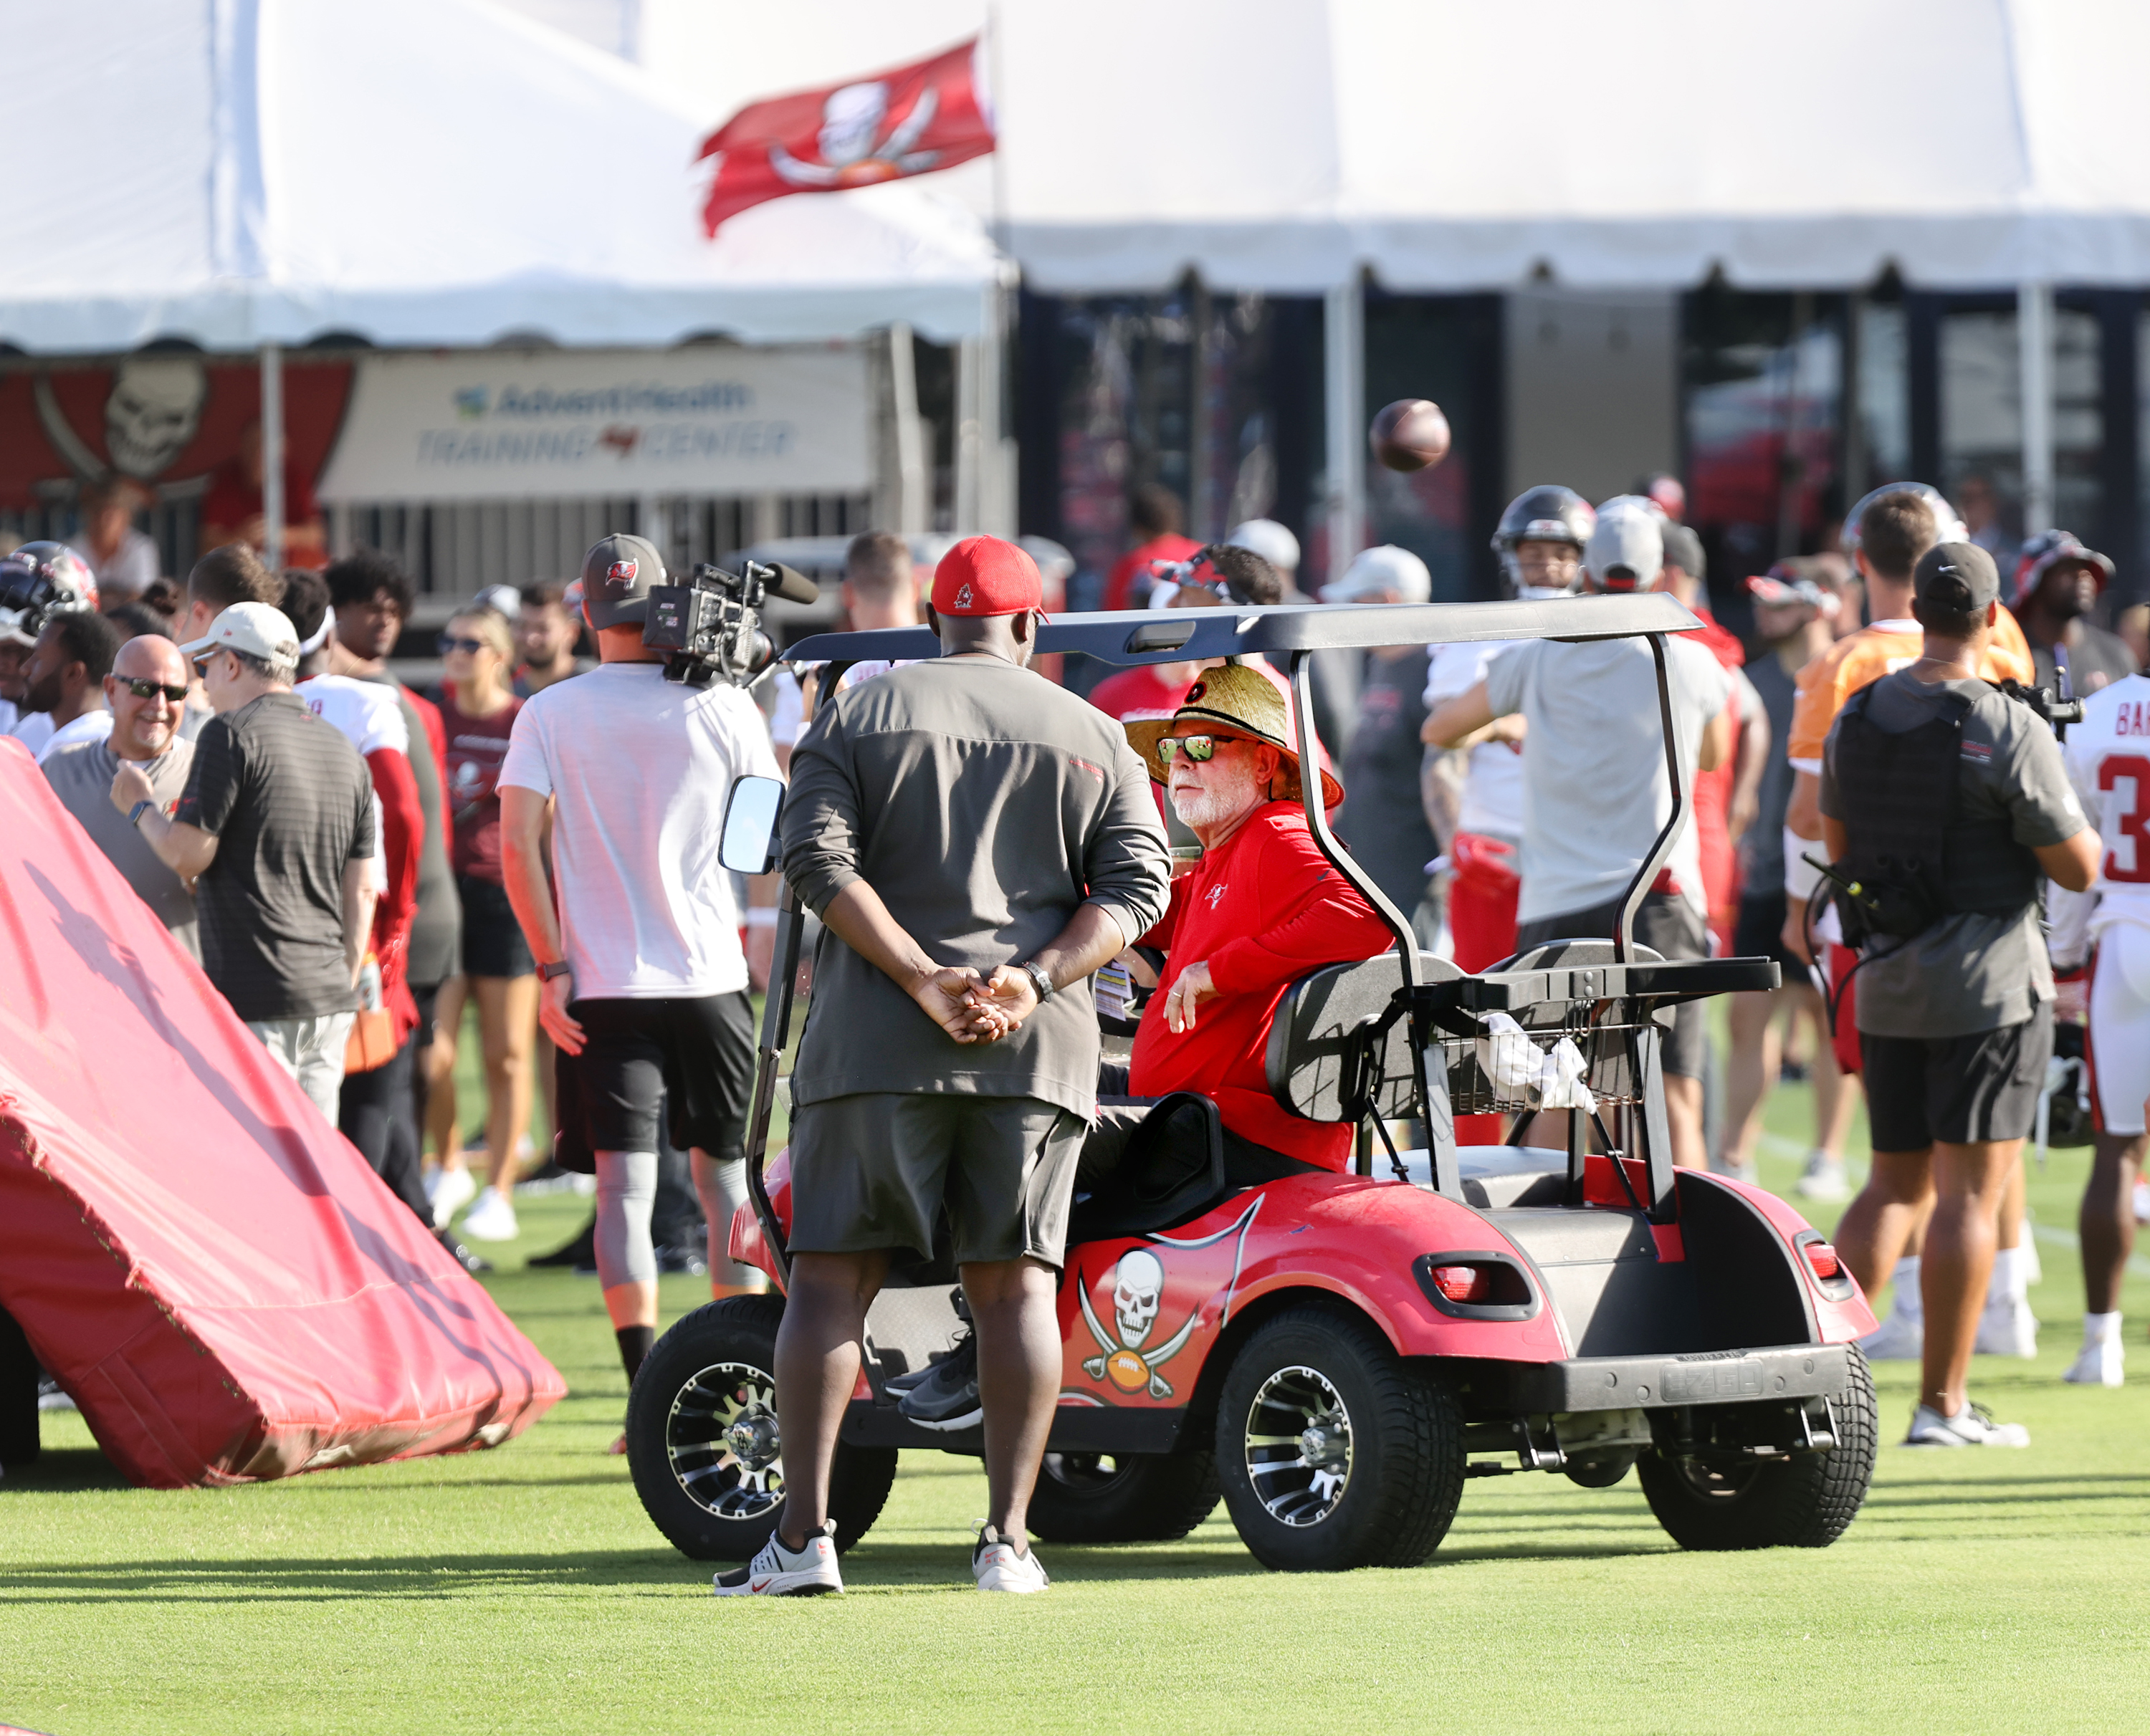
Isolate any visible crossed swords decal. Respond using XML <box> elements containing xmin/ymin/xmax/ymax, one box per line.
<box><xmin>1076</xmin><ymin>1196</ymin><xmax>1262</xmax><ymax>1401</ymax></box>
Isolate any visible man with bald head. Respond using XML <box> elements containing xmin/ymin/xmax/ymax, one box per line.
<box><xmin>41</xmin><ymin>630</ymin><xmax>200</xmax><ymax>956</ymax></box>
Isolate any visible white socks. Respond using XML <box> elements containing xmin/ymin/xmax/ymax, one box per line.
<box><xmin>1988</xmin><ymin>1245</ymin><xmax>2030</xmax><ymax>1305</ymax></box>
<box><xmin>1889</xmin><ymin>1256</ymin><xmax>1923</xmax><ymax>1323</ymax></box>
<box><xmin>2083</xmin><ymin>1310</ymin><xmax>2121</xmax><ymax>1346</ymax></box>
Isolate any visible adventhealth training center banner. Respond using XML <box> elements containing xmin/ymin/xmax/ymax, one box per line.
<box><xmin>317</xmin><ymin>346</ymin><xmax>870</xmax><ymax>503</ymax></box>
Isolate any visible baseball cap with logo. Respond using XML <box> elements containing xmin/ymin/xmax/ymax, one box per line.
<box><xmin>178</xmin><ymin>601</ymin><xmax>302</xmax><ymax>669</ymax></box>
<box><xmin>578</xmin><ymin>533</ymin><xmax>665</xmax><ymax>628</ymax></box>
<box><xmin>931</xmin><ymin>535</ymin><xmax>1044</xmax><ymax>618</ymax></box>
<box><xmin>1913</xmin><ymin>541</ymin><xmax>2000</xmax><ymax>615</ymax></box>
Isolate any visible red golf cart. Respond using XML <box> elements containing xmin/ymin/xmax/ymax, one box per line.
<box><xmin>624</xmin><ymin>592</ymin><xmax>1879</xmax><ymax>1572</ymax></box>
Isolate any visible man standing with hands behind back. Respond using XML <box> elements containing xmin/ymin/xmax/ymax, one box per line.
<box><xmin>730</xmin><ymin>537</ymin><xmax>1170</xmax><ymax>1598</ymax></box>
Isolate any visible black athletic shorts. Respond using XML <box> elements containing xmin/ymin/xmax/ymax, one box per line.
<box><xmin>1514</xmin><ymin>888</ymin><xmax>1709</xmax><ymax>1080</ymax></box>
<box><xmin>1733</xmin><ymin>890</ymin><xmax>1807</xmax><ymax>978</ymax></box>
<box><xmin>553</xmin><ymin>992</ymin><xmax>756</xmax><ymax>1171</ymax></box>
<box><xmin>1860</xmin><ymin>1002</ymin><xmax>2054</xmax><ymax>1150</ymax></box>
<box><xmin>457</xmin><ymin>874</ymin><xmax>533</xmax><ymax>979</ymax></box>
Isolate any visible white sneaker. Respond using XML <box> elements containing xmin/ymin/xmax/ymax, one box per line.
<box><xmin>1710</xmin><ymin>1156</ymin><xmax>1758</xmax><ymax>1186</ymax></box>
<box><xmin>2062</xmin><ymin>1338</ymin><xmax>2124</xmax><ymax>1388</ymax></box>
<box><xmin>459</xmin><ymin>1185</ymin><xmax>520</xmax><ymax>1242</ymax></box>
<box><xmin>1974</xmin><ymin>1294</ymin><xmax>2039</xmax><ymax>1358</ymax></box>
<box><xmin>1904</xmin><ymin>1401</ymin><xmax>2030</xmax><ymax>1447</ymax></box>
<box><xmin>1793</xmin><ymin>1150</ymin><xmax>1850</xmax><ymax>1202</ymax></box>
<box><xmin>429</xmin><ymin>1164</ymin><xmax>477</xmax><ymax>1229</ymax></box>
<box><xmin>712</xmin><ymin>1520</ymin><xmax>843</xmax><ymax>1596</ymax></box>
<box><xmin>973</xmin><ymin>1525</ymin><xmax>1051</xmax><ymax>1593</ymax></box>
<box><xmin>1858</xmin><ymin>1310</ymin><xmax>1924</xmax><ymax>1361</ymax></box>
<box><xmin>2134</xmin><ymin>1179</ymin><xmax>2150</xmax><ymax>1224</ymax></box>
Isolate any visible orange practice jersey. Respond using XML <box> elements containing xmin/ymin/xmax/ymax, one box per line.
<box><xmin>1785</xmin><ymin>605</ymin><xmax>2035</xmax><ymax>770</ymax></box>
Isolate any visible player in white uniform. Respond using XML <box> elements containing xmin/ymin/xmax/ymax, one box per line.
<box><xmin>2059</xmin><ymin>671</ymin><xmax>2150</xmax><ymax>1385</ymax></box>
<box><xmin>1422</xmin><ymin>486</ymin><xmax>1595</xmax><ymax>973</ymax></box>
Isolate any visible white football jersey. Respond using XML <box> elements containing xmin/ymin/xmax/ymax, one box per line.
<box><xmin>2064</xmin><ymin>671</ymin><xmax>2150</xmax><ymax>931</ymax></box>
<box><xmin>297</xmin><ymin>673</ymin><xmax>407</xmax><ymax>893</ymax></box>
<box><xmin>1425</xmin><ymin>638</ymin><xmax>1525</xmax><ymax>841</ymax></box>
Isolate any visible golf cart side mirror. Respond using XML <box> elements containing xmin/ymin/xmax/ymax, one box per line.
<box><xmin>720</xmin><ymin>775</ymin><xmax>785</xmax><ymax>875</ymax></box>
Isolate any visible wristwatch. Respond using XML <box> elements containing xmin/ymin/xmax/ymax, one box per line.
<box><xmin>537</xmin><ymin>959</ymin><xmax>573</xmax><ymax>982</ymax></box>
<box><xmin>128</xmin><ymin>800</ymin><xmax>155</xmax><ymax>828</ymax></box>
<box><xmin>1018</xmin><ymin>961</ymin><xmax>1055</xmax><ymax>1004</ymax></box>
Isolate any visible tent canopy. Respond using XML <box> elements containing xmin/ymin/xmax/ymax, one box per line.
<box><xmin>625</xmin><ymin>0</ymin><xmax>2150</xmax><ymax>296</ymax></box>
<box><xmin>995</xmin><ymin>0</ymin><xmax>2150</xmax><ymax>293</ymax></box>
<box><xmin>0</xmin><ymin>0</ymin><xmax>1004</xmax><ymax>355</ymax></box>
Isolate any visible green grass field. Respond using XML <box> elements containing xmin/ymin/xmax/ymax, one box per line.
<box><xmin>4</xmin><ymin>1075</ymin><xmax>2147</xmax><ymax>1735</ymax></box>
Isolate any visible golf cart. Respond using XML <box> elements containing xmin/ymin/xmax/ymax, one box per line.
<box><xmin>625</xmin><ymin>593</ymin><xmax>1880</xmax><ymax>1573</ymax></box>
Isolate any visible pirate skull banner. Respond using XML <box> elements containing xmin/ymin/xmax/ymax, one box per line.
<box><xmin>697</xmin><ymin>37</ymin><xmax>995</xmax><ymax>236</ymax></box>
<box><xmin>0</xmin><ymin>356</ymin><xmax>353</xmax><ymax>513</ymax></box>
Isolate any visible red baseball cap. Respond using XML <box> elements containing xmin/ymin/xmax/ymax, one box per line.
<box><xmin>931</xmin><ymin>536</ymin><xmax>1044</xmax><ymax>618</ymax></box>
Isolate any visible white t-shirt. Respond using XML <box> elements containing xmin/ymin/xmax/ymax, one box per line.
<box><xmin>297</xmin><ymin>674</ymin><xmax>408</xmax><ymax>893</ymax></box>
<box><xmin>1485</xmin><ymin>634</ymin><xmax>1734</xmax><ymax>923</ymax></box>
<box><xmin>2065</xmin><ymin>672</ymin><xmax>2150</xmax><ymax>935</ymax></box>
<box><xmin>9</xmin><ymin>708</ymin><xmax>55</xmax><ymax>758</ymax></box>
<box><xmin>499</xmin><ymin>661</ymin><xmax>781</xmax><ymax>997</ymax></box>
<box><xmin>33</xmin><ymin>709</ymin><xmax>113</xmax><ymax>765</ymax></box>
<box><xmin>1425</xmin><ymin>638</ymin><xmax>1525</xmax><ymax>841</ymax></box>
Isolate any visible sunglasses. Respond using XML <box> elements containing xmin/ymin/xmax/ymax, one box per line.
<box><xmin>122</xmin><ymin>678</ymin><xmax>188</xmax><ymax>702</ymax></box>
<box><xmin>1157</xmin><ymin>732</ymin><xmax>1253</xmax><ymax>764</ymax></box>
<box><xmin>437</xmin><ymin>634</ymin><xmax>490</xmax><ymax>656</ymax></box>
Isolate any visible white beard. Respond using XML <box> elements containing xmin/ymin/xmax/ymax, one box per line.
<box><xmin>1169</xmin><ymin>759</ymin><xmax>1262</xmax><ymax>830</ymax></box>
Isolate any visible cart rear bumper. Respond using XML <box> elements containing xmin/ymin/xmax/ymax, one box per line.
<box><xmin>1452</xmin><ymin>1343</ymin><xmax>1852</xmax><ymax>1414</ymax></box>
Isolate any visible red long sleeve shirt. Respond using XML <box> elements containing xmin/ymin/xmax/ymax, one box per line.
<box><xmin>1129</xmin><ymin>802</ymin><xmax>1395</xmax><ymax>1169</ymax></box>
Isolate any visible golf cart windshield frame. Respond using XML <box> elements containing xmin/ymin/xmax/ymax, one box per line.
<box><xmin>752</xmin><ymin>595</ymin><xmax>1727</xmax><ymax>1239</ymax></box>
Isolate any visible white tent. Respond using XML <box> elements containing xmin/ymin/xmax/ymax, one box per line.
<box><xmin>0</xmin><ymin>0</ymin><xmax>1005</xmax><ymax>353</ymax></box>
<box><xmin>618</xmin><ymin>0</ymin><xmax>2150</xmax><ymax>295</ymax></box>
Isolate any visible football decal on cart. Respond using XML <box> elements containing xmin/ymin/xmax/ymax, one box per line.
<box><xmin>1076</xmin><ymin>1197</ymin><xmax>1261</xmax><ymax>1400</ymax></box>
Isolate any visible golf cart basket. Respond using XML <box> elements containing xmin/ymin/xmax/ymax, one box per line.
<box><xmin>753</xmin><ymin>590</ymin><xmax>1776</xmax><ymax>1262</ymax></box>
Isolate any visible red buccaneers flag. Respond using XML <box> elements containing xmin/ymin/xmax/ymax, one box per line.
<box><xmin>697</xmin><ymin>37</ymin><xmax>995</xmax><ymax>236</ymax></box>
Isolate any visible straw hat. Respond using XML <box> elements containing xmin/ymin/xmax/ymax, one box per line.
<box><xmin>1123</xmin><ymin>662</ymin><xmax>1344</xmax><ymax>809</ymax></box>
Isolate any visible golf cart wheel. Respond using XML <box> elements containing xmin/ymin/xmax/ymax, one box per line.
<box><xmin>1024</xmin><ymin>1449</ymin><xmax>1220</xmax><ymax>1545</ymax></box>
<box><xmin>1215</xmin><ymin>1305</ymin><xmax>1464</xmax><ymax>1572</ymax></box>
<box><xmin>1638</xmin><ymin>1346</ymin><xmax>1878</xmax><ymax>1551</ymax></box>
<box><xmin>624</xmin><ymin>1295</ymin><xmax>897</xmax><ymax>1562</ymax></box>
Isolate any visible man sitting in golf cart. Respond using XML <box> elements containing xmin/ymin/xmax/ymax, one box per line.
<box><xmin>1117</xmin><ymin>663</ymin><xmax>1395</xmax><ymax>1174</ymax></box>
<box><xmin>893</xmin><ymin>664</ymin><xmax>1396</xmax><ymax>1429</ymax></box>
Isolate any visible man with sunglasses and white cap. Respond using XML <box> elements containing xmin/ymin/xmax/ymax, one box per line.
<box><xmin>43</xmin><ymin>630</ymin><xmax>199</xmax><ymax>956</ymax></box>
<box><xmin>122</xmin><ymin>600</ymin><xmax>378</xmax><ymax>1121</ymax></box>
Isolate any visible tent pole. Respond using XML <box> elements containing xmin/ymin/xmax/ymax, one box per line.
<box><xmin>260</xmin><ymin>343</ymin><xmax>285</xmax><ymax>573</ymax></box>
<box><xmin>2019</xmin><ymin>280</ymin><xmax>2054</xmax><ymax>537</ymax></box>
<box><xmin>1324</xmin><ymin>276</ymin><xmax>1364</xmax><ymax>586</ymax></box>
<box><xmin>889</xmin><ymin>323</ymin><xmax>927</xmax><ymax>534</ymax></box>
<box><xmin>955</xmin><ymin>332</ymin><xmax>983</xmax><ymax>534</ymax></box>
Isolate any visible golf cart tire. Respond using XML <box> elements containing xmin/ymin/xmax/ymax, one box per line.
<box><xmin>1215</xmin><ymin>1305</ymin><xmax>1465</xmax><ymax>1573</ymax></box>
<box><xmin>1025</xmin><ymin>1449</ymin><xmax>1221</xmax><ymax>1545</ymax></box>
<box><xmin>626</xmin><ymin>1295</ymin><xmax>897</xmax><ymax>1563</ymax></box>
<box><xmin>1637</xmin><ymin>1344</ymin><xmax>1878</xmax><ymax>1551</ymax></box>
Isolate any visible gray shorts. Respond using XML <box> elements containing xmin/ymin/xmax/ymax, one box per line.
<box><xmin>787</xmin><ymin>1093</ymin><xmax>1087</xmax><ymax>1269</ymax></box>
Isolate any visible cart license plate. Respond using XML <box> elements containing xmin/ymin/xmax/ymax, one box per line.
<box><xmin>1660</xmin><ymin>1358</ymin><xmax>1766</xmax><ymax>1401</ymax></box>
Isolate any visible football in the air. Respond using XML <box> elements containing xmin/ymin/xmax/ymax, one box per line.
<box><xmin>1369</xmin><ymin>399</ymin><xmax>1451</xmax><ymax>473</ymax></box>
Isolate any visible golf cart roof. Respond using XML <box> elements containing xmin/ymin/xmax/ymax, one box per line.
<box><xmin>783</xmin><ymin>592</ymin><xmax>1702</xmax><ymax>669</ymax></box>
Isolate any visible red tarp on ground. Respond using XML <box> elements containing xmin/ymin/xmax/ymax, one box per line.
<box><xmin>0</xmin><ymin>739</ymin><xmax>563</xmax><ymax>1486</ymax></box>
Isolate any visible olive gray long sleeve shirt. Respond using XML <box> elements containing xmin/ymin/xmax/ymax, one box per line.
<box><xmin>783</xmin><ymin>658</ymin><xmax>1171</xmax><ymax>1119</ymax></box>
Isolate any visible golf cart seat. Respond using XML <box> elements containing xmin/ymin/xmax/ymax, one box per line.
<box><xmin>1266</xmin><ymin>951</ymin><xmax>1463</xmax><ymax>1124</ymax></box>
<box><xmin>1065</xmin><ymin>1092</ymin><xmax>1230</xmax><ymax>1244</ymax></box>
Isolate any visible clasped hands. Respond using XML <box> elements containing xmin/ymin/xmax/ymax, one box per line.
<box><xmin>911</xmin><ymin>963</ymin><xmax>1041</xmax><ymax>1045</ymax></box>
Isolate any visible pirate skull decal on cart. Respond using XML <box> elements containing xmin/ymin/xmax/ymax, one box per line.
<box><xmin>1076</xmin><ymin>1198</ymin><xmax>1261</xmax><ymax>1401</ymax></box>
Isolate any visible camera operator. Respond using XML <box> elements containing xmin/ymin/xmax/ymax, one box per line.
<box><xmin>497</xmin><ymin>535</ymin><xmax>780</xmax><ymax>1439</ymax></box>
<box><xmin>1820</xmin><ymin>543</ymin><xmax>2100</xmax><ymax>1448</ymax></box>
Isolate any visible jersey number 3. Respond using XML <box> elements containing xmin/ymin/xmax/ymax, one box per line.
<box><xmin>2099</xmin><ymin>754</ymin><xmax>2150</xmax><ymax>883</ymax></box>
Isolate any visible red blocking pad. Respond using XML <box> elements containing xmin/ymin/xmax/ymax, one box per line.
<box><xmin>0</xmin><ymin>741</ymin><xmax>563</xmax><ymax>1486</ymax></box>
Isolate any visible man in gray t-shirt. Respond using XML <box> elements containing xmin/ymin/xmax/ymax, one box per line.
<box><xmin>1818</xmin><ymin>542</ymin><xmax>2098</xmax><ymax>1450</ymax></box>
<box><xmin>44</xmin><ymin>633</ymin><xmax>198</xmax><ymax>956</ymax></box>
<box><xmin>740</xmin><ymin>537</ymin><xmax>1170</xmax><ymax>1599</ymax></box>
